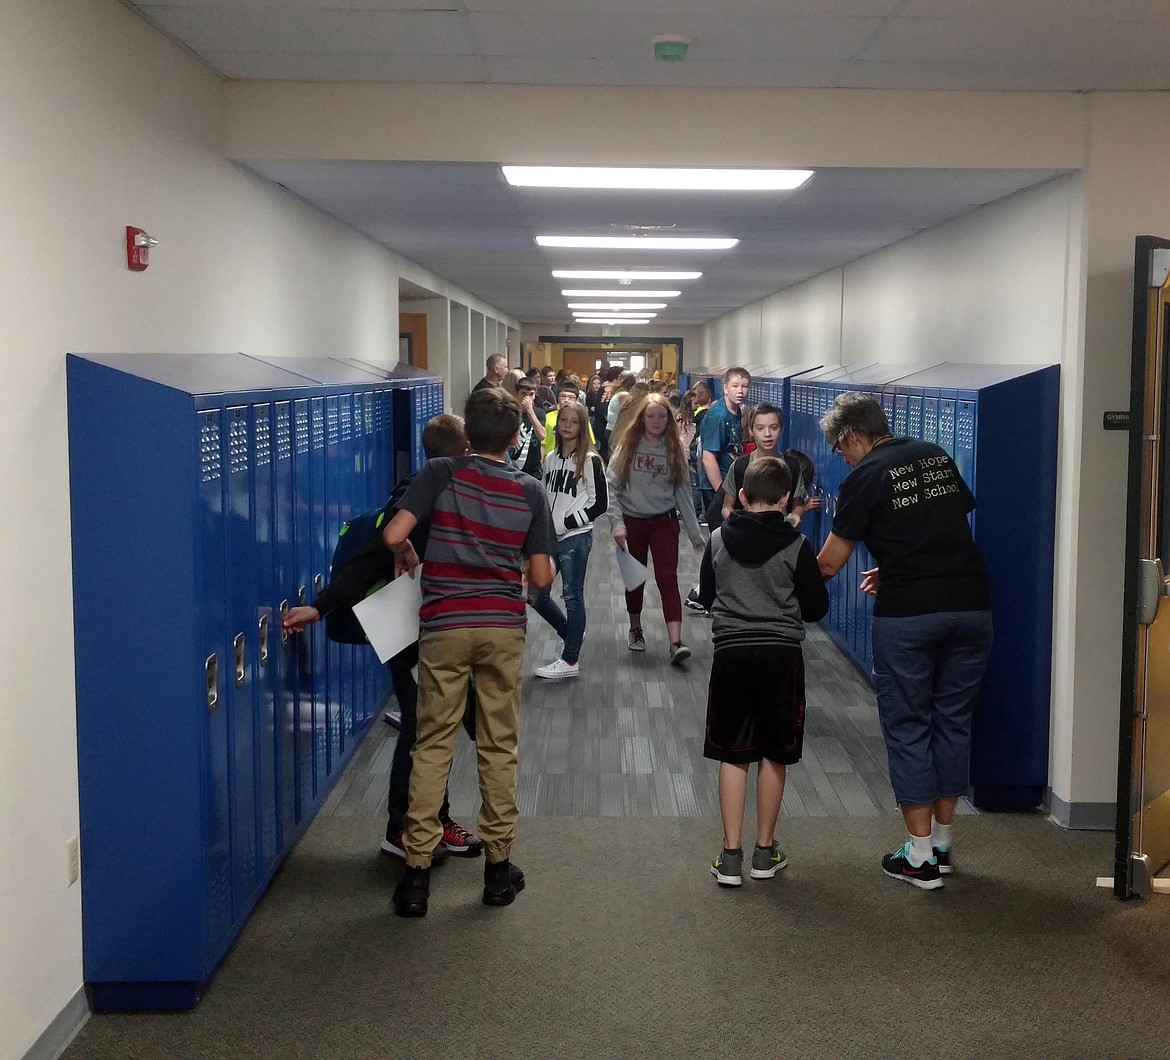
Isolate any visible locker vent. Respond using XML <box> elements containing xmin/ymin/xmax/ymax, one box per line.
<box><xmin>939</xmin><ymin>401</ymin><xmax>956</xmax><ymax>451</ymax></box>
<box><xmin>229</xmin><ymin>416</ymin><xmax>249</xmax><ymax>475</ymax></box>
<box><xmin>255</xmin><ymin>406</ymin><xmax>271</xmax><ymax>468</ymax></box>
<box><xmin>340</xmin><ymin>397</ymin><xmax>352</xmax><ymax>442</ymax></box>
<box><xmin>276</xmin><ymin>404</ymin><xmax>292</xmax><ymax>462</ymax></box>
<box><xmin>311</xmin><ymin>401</ymin><xmax>324</xmax><ymax>451</ymax></box>
<box><xmin>326</xmin><ymin>399</ymin><xmax>339</xmax><ymax>445</ymax></box>
<box><xmin>200</xmin><ymin>420</ymin><xmax>221</xmax><ymax>483</ymax></box>
<box><xmin>295</xmin><ymin>404</ymin><xmax>309</xmax><ymax>456</ymax></box>
<box><xmin>363</xmin><ymin>394</ymin><xmax>374</xmax><ymax>435</ymax></box>
<box><xmin>957</xmin><ymin>402</ymin><xmax>975</xmax><ymax>450</ymax></box>
<box><xmin>909</xmin><ymin>402</ymin><xmax>922</xmax><ymax>436</ymax></box>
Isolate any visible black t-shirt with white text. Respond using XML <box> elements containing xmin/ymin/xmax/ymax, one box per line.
<box><xmin>832</xmin><ymin>437</ymin><xmax>989</xmax><ymax>617</ymax></box>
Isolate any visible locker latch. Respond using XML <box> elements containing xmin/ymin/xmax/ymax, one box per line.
<box><xmin>259</xmin><ymin>614</ymin><xmax>270</xmax><ymax>667</ymax></box>
<box><xmin>314</xmin><ymin>573</ymin><xmax>325</xmax><ymax>594</ymax></box>
<box><xmin>279</xmin><ymin>600</ymin><xmax>290</xmax><ymax>645</ymax></box>
<box><xmin>205</xmin><ymin>654</ymin><xmax>219</xmax><ymax>713</ymax></box>
<box><xmin>233</xmin><ymin>633</ymin><xmax>246</xmax><ymax>688</ymax></box>
<box><xmin>298</xmin><ymin>585</ymin><xmax>307</xmax><ymax>607</ymax></box>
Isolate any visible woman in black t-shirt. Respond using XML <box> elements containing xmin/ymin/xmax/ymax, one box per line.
<box><xmin>816</xmin><ymin>392</ymin><xmax>992</xmax><ymax>893</ymax></box>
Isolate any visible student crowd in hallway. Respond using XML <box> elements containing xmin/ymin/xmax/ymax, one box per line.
<box><xmin>283</xmin><ymin>358</ymin><xmax>993</xmax><ymax>914</ymax></box>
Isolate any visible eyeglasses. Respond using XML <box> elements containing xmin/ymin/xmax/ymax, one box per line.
<box><xmin>832</xmin><ymin>431</ymin><xmax>848</xmax><ymax>456</ymax></box>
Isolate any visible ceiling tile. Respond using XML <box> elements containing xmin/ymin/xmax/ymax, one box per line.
<box><xmin>839</xmin><ymin>59</ymin><xmax>1170</xmax><ymax>91</ymax></box>
<box><xmin>206</xmin><ymin>51</ymin><xmax>488</xmax><ymax>80</ymax></box>
<box><xmin>484</xmin><ymin>56</ymin><xmax>848</xmax><ymax>87</ymax></box>
<box><xmin>898</xmin><ymin>0</ymin><xmax>1168</xmax><ymax>18</ymax></box>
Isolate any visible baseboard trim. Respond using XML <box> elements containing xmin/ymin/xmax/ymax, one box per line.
<box><xmin>22</xmin><ymin>986</ymin><xmax>89</xmax><ymax>1060</ymax></box>
<box><xmin>1046</xmin><ymin>791</ymin><xmax>1116</xmax><ymax>831</ymax></box>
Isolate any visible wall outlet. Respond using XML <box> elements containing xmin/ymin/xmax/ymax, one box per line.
<box><xmin>67</xmin><ymin>835</ymin><xmax>80</xmax><ymax>887</ymax></box>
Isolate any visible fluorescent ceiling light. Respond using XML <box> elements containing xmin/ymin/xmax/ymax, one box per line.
<box><xmin>505</xmin><ymin>166</ymin><xmax>814</xmax><ymax>191</ymax></box>
<box><xmin>536</xmin><ymin>235</ymin><xmax>738</xmax><ymax>251</ymax></box>
<box><xmin>561</xmin><ymin>289</ymin><xmax>681</xmax><ymax>298</ymax></box>
<box><xmin>567</xmin><ymin>303</ymin><xmax>667</xmax><ymax>311</ymax></box>
<box><xmin>572</xmin><ymin>311</ymin><xmax>657</xmax><ymax>319</ymax></box>
<box><xmin>575</xmin><ymin>317</ymin><xmax>652</xmax><ymax>325</ymax></box>
<box><xmin>552</xmin><ymin>270</ymin><xmax>701</xmax><ymax>281</ymax></box>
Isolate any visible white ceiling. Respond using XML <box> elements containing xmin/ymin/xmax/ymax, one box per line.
<box><xmin>244</xmin><ymin>160</ymin><xmax>1066</xmax><ymax>323</ymax></box>
<box><xmin>126</xmin><ymin>0</ymin><xmax>1125</xmax><ymax>324</ymax></box>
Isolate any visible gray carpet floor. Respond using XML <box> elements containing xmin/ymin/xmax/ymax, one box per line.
<box><xmin>63</xmin><ymin>530</ymin><xmax>1169</xmax><ymax>1058</ymax></box>
<box><xmin>66</xmin><ymin>813</ymin><xmax>1169</xmax><ymax>1059</ymax></box>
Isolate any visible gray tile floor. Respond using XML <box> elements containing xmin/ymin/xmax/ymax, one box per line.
<box><xmin>326</xmin><ymin>525</ymin><xmax>975</xmax><ymax>822</ymax></box>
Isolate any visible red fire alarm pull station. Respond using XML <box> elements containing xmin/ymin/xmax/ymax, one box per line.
<box><xmin>126</xmin><ymin>226</ymin><xmax>157</xmax><ymax>271</ymax></box>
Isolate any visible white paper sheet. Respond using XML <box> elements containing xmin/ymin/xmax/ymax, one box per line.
<box><xmin>351</xmin><ymin>574</ymin><xmax>423</xmax><ymax>663</ymax></box>
<box><xmin>614</xmin><ymin>545</ymin><xmax>649</xmax><ymax>592</ymax></box>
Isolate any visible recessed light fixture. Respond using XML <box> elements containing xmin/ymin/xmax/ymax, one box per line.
<box><xmin>575</xmin><ymin>317</ymin><xmax>653</xmax><ymax>325</ymax></box>
<box><xmin>567</xmin><ymin>303</ymin><xmax>667</xmax><ymax>311</ymax></box>
<box><xmin>536</xmin><ymin>235</ymin><xmax>738</xmax><ymax>250</ymax></box>
<box><xmin>561</xmin><ymin>289</ymin><xmax>681</xmax><ymax>298</ymax></box>
<box><xmin>552</xmin><ymin>270</ymin><xmax>702</xmax><ymax>281</ymax></box>
<box><xmin>506</xmin><ymin>167</ymin><xmax>814</xmax><ymax>191</ymax></box>
<box><xmin>572</xmin><ymin>311</ymin><xmax>657</xmax><ymax>318</ymax></box>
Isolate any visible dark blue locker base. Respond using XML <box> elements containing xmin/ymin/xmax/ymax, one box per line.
<box><xmin>88</xmin><ymin>981</ymin><xmax>209</xmax><ymax>1013</ymax></box>
<box><xmin>970</xmin><ymin>785</ymin><xmax>1044</xmax><ymax>812</ymax></box>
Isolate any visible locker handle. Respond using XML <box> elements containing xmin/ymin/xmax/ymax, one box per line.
<box><xmin>314</xmin><ymin>573</ymin><xmax>325</xmax><ymax>594</ymax></box>
<box><xmin>259</xmin><ymin>614</ymin><xmax>270</xmax><ymax>667</ymax></box>
<box><xmin>233</xmin><ymin>633</ymin><xmax>246</xmax><ymax>688</ymax></box>
<box><xmin>205</xmin><ymin>654</ymin><xmax>219</xmax><ymax>713</ymax></box>
<box><xmin>298</xmin><ymin>585</ymin><xmax>307</xmax><ymax>607</ymax></box>
<box><xmin>279</xmin><ymin>600</ymin><xmax>290</xmax><ymax>645</ymax></box>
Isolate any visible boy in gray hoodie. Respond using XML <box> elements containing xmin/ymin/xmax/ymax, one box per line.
<box><xmin>697</xmin><ymin>456</ymin><xmax>829</xmax><ymax>887</ymax></box>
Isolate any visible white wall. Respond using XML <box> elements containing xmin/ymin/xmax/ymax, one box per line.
<box><xmin>0</xmin><ymin>1</ymin><xmax>507</xmax><ymax>1055</ymax></box>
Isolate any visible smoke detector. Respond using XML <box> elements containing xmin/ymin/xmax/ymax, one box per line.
<box><xmin>652</xmin><ymin>35</ymin><xmax>690</xmax><ymax>63</ymax></box>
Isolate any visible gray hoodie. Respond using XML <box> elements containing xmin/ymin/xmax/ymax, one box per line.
<box><xmin>606</xmin><ymin>436</ymin><xmax>705</xmax><ymax>547</ymax></box>
<box><xmin>697</xmin><ymin>509</ymin><xmax>828</xmax><ymax>645</ymax></box>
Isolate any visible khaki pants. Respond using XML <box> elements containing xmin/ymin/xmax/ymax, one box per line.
<box><xmin>404</xmin><ymin>625</ymin><xmax>526</xmax><ymax>868</ymax></box>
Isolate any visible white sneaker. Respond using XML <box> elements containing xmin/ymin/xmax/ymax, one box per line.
<box><xmin>535</xmin><ymin>657</ymin><xmax>580</xmax><ymax>680</ymax></box>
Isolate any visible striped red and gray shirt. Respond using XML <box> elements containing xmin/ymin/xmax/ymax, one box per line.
<box><xmin>398</xmin><ymin>455</ymin><xmax>556</xmax><ymax>631</ymax></box>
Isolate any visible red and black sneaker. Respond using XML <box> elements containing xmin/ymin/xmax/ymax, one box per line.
<box><xmin>881</xmin><ymin>841</ymin><xmax>943</xmax><ymax>890</ymax></box>
<box><xmin>440</xmin><ymin>818</ymin><xmax>484</xmax><ymax>858</ymax></box>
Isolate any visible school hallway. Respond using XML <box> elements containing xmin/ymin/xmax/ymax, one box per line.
<box><xmin>64</xmin><ymin>531</ymin><xmax>1168</xmax><ymax>1059</ymax></box>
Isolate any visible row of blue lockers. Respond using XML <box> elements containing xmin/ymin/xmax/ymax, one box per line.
<box><xmin>67</xmin><ymin>353</ymin><xmax>443</xmax><ymax>1011</ymax></box>
<box><xmin>683</xmin><ymin>360</ymin><xmax>1060</xmax><ymax>811</ymax></box>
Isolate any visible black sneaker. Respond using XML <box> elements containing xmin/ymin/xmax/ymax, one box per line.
<box><xmin>483</xmin><ymin>859</ymin><xmax>526</xmax><ymax>907</ymax></box>
<box><xmin>393</xmin><ymin>866</ymin><xmax>430</xmax><ymax>918</ymax></box>
<box><xmin>381</xmin><ymin>823</ymin><xmax>452</xmax><ymax>863</ymax></box>
<box><xmin>934</xmin><ymin>846</ymin><xmax>953</xmax><ymax>875</ymax></box>
<box><xmin>684</xmin><ymin>588</ymin><xmax>707</xmax><ymax>613</ymax></box>
<box><xmin>881</xmin><ymin>842</ymin><xmax>943</xmax><ymax>891</ymax></box>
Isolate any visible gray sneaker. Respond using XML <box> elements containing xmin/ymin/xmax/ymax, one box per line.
<box><xmin>750</xmin><ymin>841</ymin><xmax>789</xmax><ymax>879</ymax></box>
<box><xmin>710</xmin><ymin>848</ymin><xmax>743</xmax><ymax>887</ymax></box>
<box><xmin>628</xmin><ymin>626</ymin><xmax>646</xmax><ymax>652</ymax></box>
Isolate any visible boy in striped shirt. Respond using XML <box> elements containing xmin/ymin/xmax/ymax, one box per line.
<box><xmin>382</xmin><ymin>387</ymin><xmax>556</xmax><ymax>918</ymax></box>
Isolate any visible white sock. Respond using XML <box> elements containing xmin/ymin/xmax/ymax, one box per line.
<box><xmin>932</xmin><ymin>821</ymin><xmax>953</xmax><ymax>851</ymax></box>
<box><xmin>908</xmin><ymin>833</ymin><xmax>934</xmax><ymax>866</ymax></box>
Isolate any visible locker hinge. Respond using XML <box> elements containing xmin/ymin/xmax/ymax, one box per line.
<box><xmin>1138</xmin><ymin>558</ymin><xmax>1166</xmax><ymax>625</ymax></box>
<box><xmin>1150</xmin><ymin>248</ymin><xmax>1170</xmax><ymax>288</ymax></box>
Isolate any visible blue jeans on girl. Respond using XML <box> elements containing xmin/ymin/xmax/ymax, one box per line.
<box><xmin>531</xmin><ymin>531</ymin><xmax>594</xmax><ymax>665</ymax></box>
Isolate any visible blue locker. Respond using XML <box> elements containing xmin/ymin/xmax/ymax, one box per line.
<box><xmin>67</xmin><ymin>353</ymin><xmax>341</xmax><ymax>1011</ymax></box>
<box><xmin>272</xmin><ymin>401</ymin><xmax>298</xmax><ymax>849</ymax></box>
<box><xmin>291</xmin><ymin>398</ymin><xmax>316</xmax><ymax>820</ymax></box>
<box><xmin>225</xmin><ymin>405</ymin><xmax>261</xmax><ymax>913</ymax></box>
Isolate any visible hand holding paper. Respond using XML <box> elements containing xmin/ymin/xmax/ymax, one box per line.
<box><xmin>614</xmin><ymin>545</ymin><xmax>649</xmax><ymax>592</ymax></box>
<box><xmin>351</xmin><ymin>573</ymin><xmax>423</xmax><ymax>663</ymax></box>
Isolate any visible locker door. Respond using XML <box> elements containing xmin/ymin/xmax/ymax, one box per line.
<box><xmin>197</xmin><ymin>408</ymin><xmax>233</xmax><ymax>956</ymax></box>
<box><xmin>955</xmin><ymin>396</ymin><xmax>977</xmax><ymax>489</ymax></box>
<box><xmin>324</xmin><ymin>396</ymin><xmax>343</xmax><ymax>771</ymax></box>
<box><xmin>938</xmin><ymin>395</ymin><xmax>957</xmax><ymax>458</ymax></box>
<box><xmin>337</xmin><ymin>395</ymin><xmax>356</xmax><ymax>746</ymax></box>
<box><xmin>251</xmin><ymin>403</ymin><xmax>280</xmax><ymax>877</ymax></box>
<box><xmin>907</xmin><ymin>389</ymin><xmax>924</xmax><ymax>440</ymax></box>
<box><xmin>292</xmin><ymin>399</ymin><xmax>316</xmax><ymax>820</ymax></box>
<box><xmin>309</xmin><ymin>397</ymin><xmax>329</xmax><ymax>800</ymax></box>
<box><xmin>893</xmin><ymin>393</ymin><xmax>909</xmax><ymax>437</ymax></box>
<box><xmin>225</xmin><ymin>406</ymin><xmax>260</xmax><ymax>913</ymax></box>
<box><xmin>273</xmin><ymin>401</ymin><xmax>298</xmax><ymax>847</ymax></box>
<box><xmin>923</xmin><ymin>396</ymin><xmax>939</xmax><ymax>444</ymax></box>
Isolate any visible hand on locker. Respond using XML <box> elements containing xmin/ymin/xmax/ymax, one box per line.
<box><xmin>859</xmin><ymin>567</ymin><xmax>880</xmax><ymax>597</ymax></box>
<box><xmin>282</xmin><ymin>605</ymin><xmax>321</xmax><ymax>633</ymax></box>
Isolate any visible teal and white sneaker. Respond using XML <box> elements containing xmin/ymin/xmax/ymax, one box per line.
<box><xmin>933</xmin><ymin>846</ymin><xmax>953</xmax><ymax>875</ymax></box>
<box><xmin>882</xmin><ymin>841</ymin><xmax>943</xmax><ymax>890</ymax></box>
<box><xmin>750</xmin><ymin>841</ymin><xmax>789</xmax><ymax>879</ymax></box>
<box><xmin>710</xmin><ymin>848</ymin><xmax>743</xmax><ymax>887</ymax></box>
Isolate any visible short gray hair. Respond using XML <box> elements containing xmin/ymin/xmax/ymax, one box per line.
<box><xmin>820</xmin><ymin>392</ymin><xmax>890</xmax><ymax>447</ymax></box>
<box><xmin>487</xmin><ymin>352</ymin><xmax>507</xmax><ymax>371</ymax></box>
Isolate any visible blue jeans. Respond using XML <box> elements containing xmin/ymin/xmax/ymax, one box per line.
<box><xmin>531</xmin><ymin>531</ymin><xmax>593</xmax><ymax>665</ymax></box>
<box><xmin>871</xmin><ymin>610</ymin><xmax>994</xmax><ymax>806</ymax></box>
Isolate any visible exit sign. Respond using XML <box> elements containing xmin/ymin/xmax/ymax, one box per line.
<box><xmin>602</xmin><ymin>325</ymin><xmax>620</xmax><ymax>337</ymax></box>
